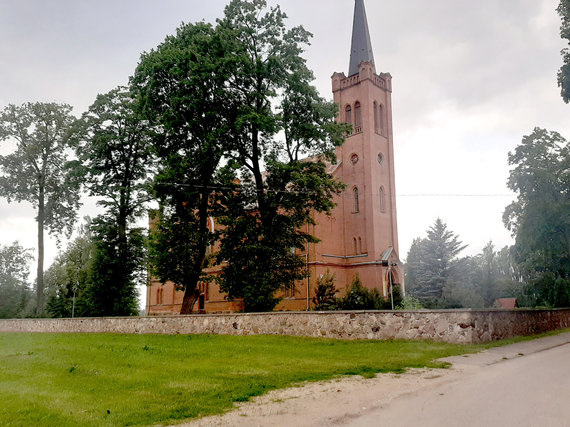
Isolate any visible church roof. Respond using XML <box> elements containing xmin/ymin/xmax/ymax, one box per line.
<box><xmin>348</xmin><ymin>0</ymin><xmax>375</xmax><ymax>76</ymax></box>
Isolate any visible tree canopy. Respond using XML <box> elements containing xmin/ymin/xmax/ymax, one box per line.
<box><xmin>0</xmin><ymin>242</ymin><xmax>33</xmax><ymax>318</ymax></box>
<box><xmin>133</xmin><ymin>0</ymin><xmax>347</xmax><ymax>313</ymax></box>
<box><xmin>0</xmin><ymin>102</ymin><xmax>81</xmax><ymax>313</ymax></box>
<box><xmin>133</xmin><ymin>20</ymin><xmax>235</xmax><ymax>314</ymax></box>
<box><xmin>214</xmin><ymin>0</ymin><xmax>347</xmax><ymax>312</ymax></box>
<box><xmin>405</xmin><ymin>218</ymin><xmax>467</xmax><ymax>305</ymax></box>
<box><xmin>69</xmin><ymin>87</ymin><xmax>153</xmax><ymax>316</ymax></box>
<box><xmin>558</xmin><ymin>0</ymin><xmax>570</xmax><ymax>102</ymax></box>
<box><xmin>503</xmin><ymin>127</ymin><xmax>570</xmax><ymax>307</ymax></box>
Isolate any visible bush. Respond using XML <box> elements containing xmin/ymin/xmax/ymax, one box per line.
<box><xmin>339</xmin><ymin>274</ymin><xmax>384</xmax><ymax>310</ymax></box>
<box><xmin>396</xmin><ymin>295</ymin><xmax>423</xmax><ymax>310</ymax></box>
<box><xmin>312</xmin><ymin>270</ymin><xmax>339</xmax><ymax>311</ymax></box>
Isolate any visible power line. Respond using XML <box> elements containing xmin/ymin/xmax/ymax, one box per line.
<box><xmin>101</xmin><ymin>180</ymin><xmax>518</xmax><ymax>198</ymax></box>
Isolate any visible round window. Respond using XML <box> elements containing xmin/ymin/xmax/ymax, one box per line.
<box><xmin>350</xmin><ymin>153</ymin><xmax>359</xmax><ymax>165</ymax></box>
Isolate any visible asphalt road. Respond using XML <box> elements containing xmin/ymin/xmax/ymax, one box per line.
<box><xmin>347</xmin><ymin>333</ymin><xmax>570</xmax><ymax>427</ymax></box>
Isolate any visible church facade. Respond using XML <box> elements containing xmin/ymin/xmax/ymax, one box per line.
<box><xmin>146</xmin><ymin>0</ymin><xmax>403</xmax><ymax>314</ymax></box>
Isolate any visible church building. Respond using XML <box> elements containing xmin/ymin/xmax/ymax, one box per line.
<box><xmin>146</xmin><ymin>0</ymin><xmax>404</xmax><ymax>314</ymax></box>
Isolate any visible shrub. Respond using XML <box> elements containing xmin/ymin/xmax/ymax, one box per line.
<box><xmin>339</xmin><ymin>274</ymin><xmax>384</xmax><ymax>310</ymax></box>
<box><xmin>312</xmin><ymin>270</ymin><xmax>339</xmax><ymax>311</ymax></box>
<box><xmin>396</xmin><ymin>295</ymin><xmax>423</xmax><ymax>310</ymax></box>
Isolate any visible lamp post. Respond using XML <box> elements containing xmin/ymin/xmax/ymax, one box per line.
<box><xmin>72</xmin><ymin>280</ymin><xmax>78</xmax><ymax>318</ymax></box>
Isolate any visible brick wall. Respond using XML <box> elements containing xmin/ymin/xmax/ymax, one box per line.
<box><xmin>1</xmin><ymin>309</ymin><xmax>569</xmax><ymax>344</ymax></box>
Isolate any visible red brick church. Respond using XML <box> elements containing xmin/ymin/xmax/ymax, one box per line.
<box><xmin>147</xmin><ymin>0</ymin><xmax>404</xmax><ymax>314</ymax></box>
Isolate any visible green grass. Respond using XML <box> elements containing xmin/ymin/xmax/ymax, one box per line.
<box><xmin>0</xmin><ymin>330</ymin><xmax>565</xmax><ymax>426</ymax></box>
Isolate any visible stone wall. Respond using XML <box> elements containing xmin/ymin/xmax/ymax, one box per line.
<box><xmin>1</xmin><ymin>309</ymin><xmax>569</xmax><ymax>344</ymax></box>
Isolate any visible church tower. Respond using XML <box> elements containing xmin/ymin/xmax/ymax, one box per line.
<box><xmin>312</xmin><ymin>0</ymin><xmax>403</xmax><ymax>298</ymax></box>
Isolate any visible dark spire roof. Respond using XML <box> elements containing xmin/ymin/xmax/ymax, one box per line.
<box><xmin>348</xmin><ymin>0</ymin><xmax>375</xmax><ymax>76</ymax></box>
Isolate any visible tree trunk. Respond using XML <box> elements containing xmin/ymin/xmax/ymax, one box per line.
<box><xmin>179</xmin><ymin>187</ymin><xmax>211</xmax><ymax>315</ymax></box>
<box><xmin>36</xmin><ymin>187</ymin><xmax>45</xmax><ymax>315</ymax></box>
<box><xmin>180</xmin><ymin>286</ymin><xmax>200</xmax><ymax>314</ymax></box>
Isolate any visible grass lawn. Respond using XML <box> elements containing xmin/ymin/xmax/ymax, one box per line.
<box><xmin>0</xmin><ymin>331</ymin><xmax>556</xmax><ymax>426</ymax></box>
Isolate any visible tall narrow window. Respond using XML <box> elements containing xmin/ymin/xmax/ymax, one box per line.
<box><xmin>379</xmin><ymin>186</ymin><xmax>386</xmax><ymax>213</ymax></box>
<box><xmin>379</xmin><ymin>104</ymin><xmax>385</xmax><ymax>134</ymax></box>
<box><xmin>358</xmin><ymin>237</ymin><xmax>362</xmax><ymax>254</ymax></box>
<box><xmin>353</xmin><ymin>237</ymin><xmax>358</xmax><ymax>254</ymax></box>
<box><xmin>354</xmin><ymin>101</ymin><xmax>362</xmax><ymax>132</ymax></box>
<box><xmin>373</xmin><ymin>101</ymin><xmax>379</xmax><ymax>133</ymax></box>
<box><xmin>353</xmin><ymin>187</ymin><xmax>359</xmax><ymax>213</ymax></box>
<box><xmin>345</xmin><ymin>105</ymin><xmax>352</xmax><ymax>125</ymax></box>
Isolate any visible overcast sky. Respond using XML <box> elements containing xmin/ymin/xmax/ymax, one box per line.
<box><xmin>1</xmin><ymin>0</ymin><xmax>569</xmax><ymax>286</ymax></box>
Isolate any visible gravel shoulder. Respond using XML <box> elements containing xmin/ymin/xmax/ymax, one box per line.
<box><xmin>175</xmin><ymin>332</ymin><xmax>570</xmax><ymax>427</ymax></box>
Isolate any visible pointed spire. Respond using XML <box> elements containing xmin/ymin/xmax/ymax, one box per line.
<box><xmin>348</xmin><ymin>0</ymin><xmax>375</xmax><ymax>76</ymax></box>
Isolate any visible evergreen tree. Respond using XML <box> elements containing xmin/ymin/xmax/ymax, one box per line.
<box><xmin>405</xmin><ymin>218</ymin><xmax>467</xmax><ymax>305</ymax></box>
<box><xmin>312</xmin><ymin>270</ymin><xmax>339</xmax><ymax>311</ymax></box>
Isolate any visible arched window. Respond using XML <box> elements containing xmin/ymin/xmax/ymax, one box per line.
<box><xmin>358</xmin><ymin>237</ymin><xmax>362</xmax><ymax>254</ymax></box>
<box><xmin>379</xmin><ymin>186</ymin><xmax>386</xmax><ymax>213</ymax></box>
<box><xmin>353</xmin><ymin>237</ymin><xmax>358</xmax><ymax>254</ymax></box>
<box><xmin>345</xmin><ymin>104</ymin><xmax>352</xmax><ymax>125</ymax></box>
<box><xmin>373</xmin><ymin>101</ymin><xmax>379</xmax><ymax>133</ymax></box>
<box><xmin>379</xmin><ymin>104</ymin><xmax>385</xmax><ymax>134</ymax></box>
<box><xmin>353</xmin><ymin>187</ymin><xmax>359</xmax><ymax>213</ymax></box>
<box><xmin>354</xmin><ymin>101</ymin><xmax>362</xmax><ymax>132</ymax></box>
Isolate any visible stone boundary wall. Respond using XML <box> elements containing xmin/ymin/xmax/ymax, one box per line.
<box><xmin>1</xmin><ymin>309</ymin><xmax>570</xmax><ymax>344</ymax></box>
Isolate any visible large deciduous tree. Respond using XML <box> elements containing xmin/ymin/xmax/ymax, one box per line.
<box><xmin>503</xmin><ymin>127</ymin><xmax>570</xmax><ymax>307</ymax></box>
<box><xmin>0</xmin><ymin>102</ymin><xmax>81</xmax><ymax>313</ymax></box>
<box><xmin>132</xmin><ymin>21</ymin><xmax>233</xmax><ymax>314</ymax></box>
<box><xmin>69</xmin><ymin>87</ymin><xmax>153</xmax><ymax>316</ymax></box>
<box><xmin>215</xmin><ymin>0</ymin><xmax>347</xmax><ymax>312</ymax></box>
<box><xmin>0</xmin><ymin>242</ymin><xmax>33</xmax><ymax>318</ymax></box>
<box><xmin>133</xmin><ymin>0</ymin><xmax>347</xmax><ymax>313</ymax></box>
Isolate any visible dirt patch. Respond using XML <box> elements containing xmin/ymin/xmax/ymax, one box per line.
<box><xmin>176</xmin><ymin>367</ymin><xmax>464</xmax><ymax>427</ymax></box>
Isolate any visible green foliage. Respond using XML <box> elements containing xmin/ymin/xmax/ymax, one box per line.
<box><xmin>405</xmin><ymin>218</ymin><xmax>467</xmax><ymax>305</ymax></box>
<box><xmin>0</xmin><ymin>102</ymin><xmax>82</xmax><ymax>313</ymax></box>
<box><xmin>0</xmin><ymin>332</ymin><xmax>493</xmax><ymax>426</ymax></box>
<box><xmin>46</xmin><ymin>219</ymin><xmax>96</xmax><ymax>318</ymax></box>
<box><xmin>312</xmin><ymin>270</ymin><xmax>339</xmax><ymax>310</ymax></box>
<box><xmin>504</xmin><ymin>128</ymin><xmax>570</xmax><ymax>307</ymax></box>
<box><xmin>132</xmin><ymin>20</ymin><xmax>232</xmax><ymax>314</ymax></box>
<box><xmin>404</xmin><ymin>223</ymin><xmax>525</xmax><ymax>308</ymax></box>
<box><xmin>558</xmin><ymin>0</ymin><xmax>570</xmax><ymax>102</ymax></box>
<box><xmin>213</xmin><ymin>0</ymin><xmax>348</xmax><ymax>311</ymax></box>
<box><xmin>131</xmin><ymin>0</ymin><xmax>348</xmax><ymax>313</ymax></box>
<box><xmin>70</xmin><ymin>86</ymin><xmax>154</xmax><ymax>223</ymax></box>
<box><xmin>396</xmin><ymin>295</ymin><xmax>423</xmax><ymax>310</ymax></box>
<box><xmin>67</xmin><ymin>87</ymin><xmax>152</xmax><ymax>316</ymax></box>
<box><xmin>339</xmin><ymin>274</ymin><xmax>384</xmax><ymax>310</ymax></box>
<box><xmin>0</xmin><ymin>242</ymin><xmax>33</xmax><ymax>318</ymax></box>
<box><xmin>87</xmin><ymin>218</ymin><xmax>143</xmax><ymax>317</ymax></box>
